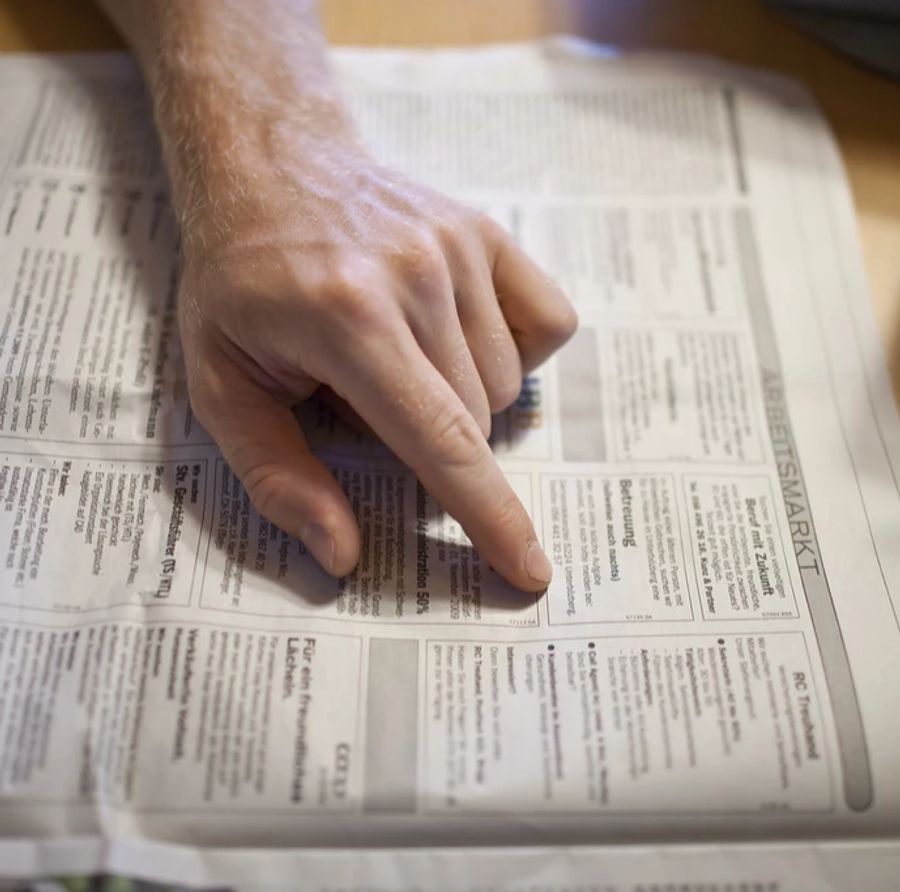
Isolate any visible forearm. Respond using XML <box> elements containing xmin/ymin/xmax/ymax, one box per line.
<box><xmin>96</xmin><ymin>0</ymin><xmax>357</xmax><ymax>239</ymax></box>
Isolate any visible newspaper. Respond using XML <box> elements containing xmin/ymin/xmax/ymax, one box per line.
<box><xmin>0</xmin><ymin>39</ymin><xmax>899</xmax><ymax>890</ymax></box>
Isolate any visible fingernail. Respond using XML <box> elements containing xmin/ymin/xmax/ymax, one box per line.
<box><xmin>303</xmin><ymin>523</ymin><xmax>335</xmax><ymax>575</ymax></box>
<box><xmin>524</xmin><ymin>539</ymin><xmax>553</xmax><ymax>586</ymax></box>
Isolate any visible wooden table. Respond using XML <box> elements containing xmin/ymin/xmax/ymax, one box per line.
<box><xmin>2</xmin><ymin>0</ymin><xmax>898</xmax><ymax>404</ymax></box>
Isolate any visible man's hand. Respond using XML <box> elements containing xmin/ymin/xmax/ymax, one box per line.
<box><xmin>99</xmin><ymin>0</ymin><xmax>577</xmax><ymax>591</ymax></box>
<box><xmin>180</xmin><ymin>143</ymin><xmax>576</xmax><ymax>589</ymax></box>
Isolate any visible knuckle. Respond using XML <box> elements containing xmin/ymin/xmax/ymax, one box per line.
<box><xmin>558</xmin><ymin>305</ymin><xmax>580</xmax><ymax>342</ymax></box>
<box><xmin>426</xmin><ymin>404</ymin><xmax>485</xmax><ymax>469</ymax></box>
<box><xmin>487</xmin><ymin>372</ymin><xmax>522</xmax><ymax>413</ymax></box>
<box><xmin>397</xmin><ymin>230</ymin><xmax>446</xmax><ymax>282</ymax></box>
<box><xmin>476</xmin><ymin>212</ymin><xmax>506</xmax><ymax>244</ymax></box>
<box><xmin>539</xmin><ymin>301</ymin><xmax>579</xmax><ymax>346</ymax></box>
<box><xmin>434</xmin><ymin>208</ymin><xmax>472</xmax><ymax>249</ymax></box>
<box><xmin>321</xmin><ymin>261</ymin><xmax>385</xmax><ymax>327</ymax></box>
<box><xmin>323</xmin><ymin>258</ymin><xmax>366</xmax><ymax>304</ymax></box>
<box><xmin>239</xmin><ymin>460</ymin><xmax>291</xmax><ymax>520</ymax></box>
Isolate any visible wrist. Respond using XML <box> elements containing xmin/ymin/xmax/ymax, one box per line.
<box><xmin>158</xmin><ymin>61</ymin><xmax>362</xmax><ymax>239</ymax></box>
<box><xmin>127</xmin><ymin>1</ymin><xmax>359</xmax><ymax>232</ymax></box>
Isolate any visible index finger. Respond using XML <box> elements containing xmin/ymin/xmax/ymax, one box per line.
<box><xmin>326</xmin><ymin>328</ymin><xmax>553</xmax><ymax>592</ymax></box>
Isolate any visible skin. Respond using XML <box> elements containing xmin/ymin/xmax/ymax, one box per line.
<box><xmin>97</xmin><ymin>0</ymin><xmax>578</xmax><ymax>592</ymax></box>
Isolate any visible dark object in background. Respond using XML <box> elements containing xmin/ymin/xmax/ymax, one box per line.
<box><xmin>766</xmin><ymin>0</ymin><xmax>900</xmax><ymax>79</ymax></box>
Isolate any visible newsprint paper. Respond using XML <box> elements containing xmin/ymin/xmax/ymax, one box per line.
<box><xmin>0</xmin><ymin>39</ymin><xmax>899</xmax><ymax>891</ymax></box>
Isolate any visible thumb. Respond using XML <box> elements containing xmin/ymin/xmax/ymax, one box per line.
<box><xmin>192</xmin><ymin>371</ymin><xmax>360</xmax><ymax>577</ymax></box>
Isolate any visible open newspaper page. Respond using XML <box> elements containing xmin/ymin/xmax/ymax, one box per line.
<box><xmin>0</xmin><ymin>41</ymin><xmax>899</xmax><ymax>889</ymax></box>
